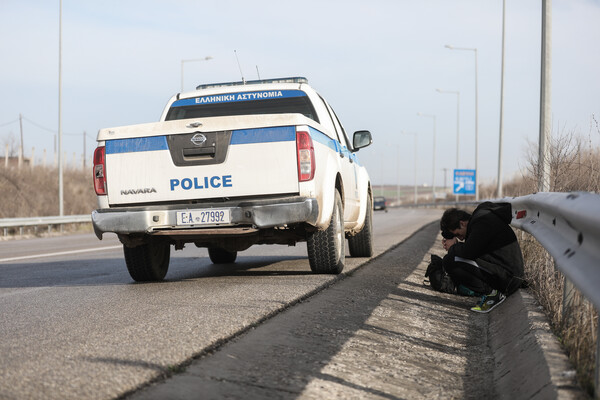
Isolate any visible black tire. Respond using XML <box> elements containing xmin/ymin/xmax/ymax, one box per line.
<box><xmin>307</xmin><ymin>189</ymin><xmax>345</xmax><ymax>274</ymax></box>
<box><xmin>208</xmin><ymin>247</ymin><xmax>238</xmax><ymax>264</ymax></box>
<box><xmin>348</xmin><ymin>195</ymin><xmax>374</xmax><ymax>257</ymax></box>
<box><xmin>123</xmin><ymin>241</ymin><xmax>170</xmax><ymax>282</ymax></box>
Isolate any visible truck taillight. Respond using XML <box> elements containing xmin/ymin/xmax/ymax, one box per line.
<box><xmin>93</xmin><ymin>146</ymin><xmax>107</xmax><ymax>195</ymax></box>
<box><xmin>296</xmin><ymin>131</ymin><xmax>315</xmax><ymax>182</ymax></box>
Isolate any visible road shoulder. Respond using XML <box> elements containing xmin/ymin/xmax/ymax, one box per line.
<box><xmin>128</xmin><ymin>220</ymin><xmax>587</xmax><ymax>399</ymax></box>
<box><xmin>129</xmin><ymin>222</ymin><xmax>489</xmax><ymax>399</ymax></box>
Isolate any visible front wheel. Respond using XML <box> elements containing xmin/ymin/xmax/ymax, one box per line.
<box><xmin>348</xmin><ymin>195</ymin><xmax>374</xmax><ymax>257</ymax></box>
<box><xmin>307</xmin><ymin>189</ymin><xmax>345</xmax><ymax>274</ymax></box>
<box><xmin>123</xmin><ymin>241</ymin><xmax>170</xmax><ymax>282</ymax></box>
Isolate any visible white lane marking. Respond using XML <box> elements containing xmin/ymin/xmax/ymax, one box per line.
<box><xmin>0</xmin><ymin>245</ymin><xmax>122</xmax><ymax>263</ymax></box>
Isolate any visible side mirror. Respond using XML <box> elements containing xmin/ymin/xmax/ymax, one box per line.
<box><xmin>353</xmin><ymin>130</ymin><xmax>372</xmax><ymax>150</ymax></box>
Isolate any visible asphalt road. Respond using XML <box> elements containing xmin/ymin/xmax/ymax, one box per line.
<box><xmin>0</xmin><ymin>207</ymin><xmax>442</xmax><ymax>400</ymax></box>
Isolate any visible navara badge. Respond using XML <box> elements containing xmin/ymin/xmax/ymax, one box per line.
<box><xmin>191</xmin><ymin>133</ymin><xmax>207</xmax><ymax>146</ymax></box>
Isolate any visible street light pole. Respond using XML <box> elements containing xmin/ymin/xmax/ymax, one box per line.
<box><xmin>539</xmin><ymin>0</ymin><xmax>552</xmax><ymax>192</ymax></box>
<box><xmin>181</xmin><ymin>56</ymin><xmax>213</xmax><ymax>92</ymax></box>
<box><xmin>497</xmin><ymin>0</ymin><xmax>506</xmax><ymax>198</ymax></box>
<box><xmin>58</xmin><ymin>0</ymin><xmax>64</xmax><ymax>216</ymax></box>
<box><xmin>401</xmin><ymin>131</ymin><xmax>419</xmax><ymax>205</ymax></box>
<box><xmin>445</xmin><ymin>44</ymin><xmax>479</xmax><ymax>200</ymax></box>
<box><xmin>396</xmin><ymin>144</ymin><xmax>401</xmax><ymax>205</ymax></box>
<box><xmin>436</xmin><ymin>89</ymin><xmax>460</xmax><ymax>170</ymax></box>
<box><xmin>417</xmin><ymin>113</ymin><xmax>436</xmax><ymax>200</ymax></box>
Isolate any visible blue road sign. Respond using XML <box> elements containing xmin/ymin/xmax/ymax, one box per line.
<box><xmin>454</xmin><ymin>169</ymin><xmax>476</xmax><ymax>195</ymax></box>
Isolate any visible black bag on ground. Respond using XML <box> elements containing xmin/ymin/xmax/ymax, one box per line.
<box><xmin>424</xmin><ymin>254</ymin><xmax>457</xmax><ymax>294</ymax></box>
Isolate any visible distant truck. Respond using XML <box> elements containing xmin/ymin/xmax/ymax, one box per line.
<box><xmin>92</xmin><ymin>77</ymin><xmax>373</xmax><ymax>281</ymax></box>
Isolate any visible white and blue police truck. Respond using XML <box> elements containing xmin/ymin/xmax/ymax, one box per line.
<box><xmin>92</xmin><ymin>77</ymin><xmax>373</xmax><ymax>281</ymax></box>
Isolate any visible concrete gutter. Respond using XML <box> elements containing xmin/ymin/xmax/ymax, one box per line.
<box><xmin>490</xmin><ymin>290</ymin><xmax>587</xmax><ymax>399</ymax></box>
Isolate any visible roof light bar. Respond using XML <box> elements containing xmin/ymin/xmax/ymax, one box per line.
<box><xmin>196</xmin><ymin>77</ymin><xmax>308</xmax><ymax>90</ymax></box>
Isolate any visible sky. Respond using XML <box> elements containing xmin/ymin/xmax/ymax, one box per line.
<box><xmin>1</xmin><ymin>0</ymin><xmax>599</xmax><ymax>189</ymax></box>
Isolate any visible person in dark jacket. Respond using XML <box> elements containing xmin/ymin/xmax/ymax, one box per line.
<box><xmin>440</xmin><ymin>202</ymin><xmax>525</xmax><ymax>313</ymax></box>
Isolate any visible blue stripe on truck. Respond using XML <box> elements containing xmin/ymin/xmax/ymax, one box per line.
<box><xmin>308</xmin><ymin>126</ymin><xmax>337</xmax><ymax>151</ymax></box>
<box><xmin>105</xmin><ymin>136</ymin><xmax>168</xmax><ymax>154</ymax></box>
<box><xmin>230</xmin><ymin>126</ymin><xmax>295</xmax><ymax>144</ymax></box>
<box><xmin>105</xmin><ymin>126</ymin><xmax>296</xmax><ymax>155</ymax></box>
<box><xmin>307</xmin><ymin>127</ymin><xmax>362</xmax><ymax>166</ymax></box>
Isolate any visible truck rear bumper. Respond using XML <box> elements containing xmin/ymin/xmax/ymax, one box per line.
<box><xmin>91</xmin><ymin>196</ymin><xmax>319</xmax><ymax>239</ymax></box>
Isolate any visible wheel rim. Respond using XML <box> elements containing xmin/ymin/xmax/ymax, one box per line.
<box><xmin>334</xmin><ymin>203</ymin><xmax>343</xmax><ymax>261</ymax></box>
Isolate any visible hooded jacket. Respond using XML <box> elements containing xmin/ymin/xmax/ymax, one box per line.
<box><xmin>448</xmin><ymin>202</ymin><xmax>524</xmax><ymax>289</ymax></box>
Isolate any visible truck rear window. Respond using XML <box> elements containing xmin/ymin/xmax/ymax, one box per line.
<box><xmin>165</xmin><ymin>90</ymin><xmax>319</xmax><ymax>122</ymax></box>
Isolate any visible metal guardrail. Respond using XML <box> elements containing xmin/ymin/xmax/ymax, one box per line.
<box><xmin>505</xmin><ymin>191</ymin><xmax>600</xmax><ymax>398</ymax></box>
<box><xmin>0</xmin><ymin>214</ymin><xmax>91</xmax><ymax>235</ymax></box>
<box><xmin>507</xmin><ymin>192</ymin><xmax>600</xmax><ymax>310</ymax></box>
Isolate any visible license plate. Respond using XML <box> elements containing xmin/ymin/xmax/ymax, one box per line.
<box><xmin>176</xmin><ymin>209</ymin><xmax>231</xmax><ymax>226</ymax></box>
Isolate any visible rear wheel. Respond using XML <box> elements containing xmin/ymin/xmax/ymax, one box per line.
<box><xmin>208</xmin><ymin>247</ymin><xmax>238</xmax><ymax>264</ymax></box>
<box><xmin>307</xmin><ymin>189</ymin><xmax>345</xmax><ymax>274</ymax></box>
<box><xmin>123</xmin><ymin>241</ymin><xmax>170</xmax><ymax>282</ymax></box>
<box><xmin>348</xmin><ymin>195</ymin><xmax>374</xmax><ymax>257</ymax></box>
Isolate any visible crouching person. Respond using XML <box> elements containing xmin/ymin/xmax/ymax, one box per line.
<box><xmin>440</xmin><ymin>202</ymin><xmax>525</xmax><ymax>313</ymax></box>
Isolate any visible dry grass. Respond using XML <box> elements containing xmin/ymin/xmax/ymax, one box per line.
<box><xmin>495</xmin><ymin>121</ymin><xmax>600</xmax><ymax>395</ymax></box>
<box><xmin>0</xmin><ymin>166</ymin><xmax>96</xmax><ymax>218</ymax></box>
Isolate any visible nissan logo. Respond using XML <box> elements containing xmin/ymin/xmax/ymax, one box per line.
<box><xmin>190</xmin><ymin>133</ymin><xmax>207</xmax><ymax>146</ymax></box>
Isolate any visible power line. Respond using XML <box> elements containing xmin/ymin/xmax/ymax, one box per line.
<box><xmin>2</xmin><ymin>115</ymin><xmax>94</xmax><ymax>139</ymax></box>
<box><xmin>21</xmin><ymin>116</ymin><xmax>55</xmax><ymax>133</ymax></box>
<box><xmin>0</xmin><ymin>119</ymin><xmax>19</xmax><ymax>128</ymax></box>
<box><xmin>20</xmin><ymin>115</ymin><xmax>80</xmax><ymax>136</ymax></box>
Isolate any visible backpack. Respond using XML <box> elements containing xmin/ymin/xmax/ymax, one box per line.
<box><xmin>424</xmin><ymin>254</ymin><xmax>457</xmax><ymax>294</ymax></box>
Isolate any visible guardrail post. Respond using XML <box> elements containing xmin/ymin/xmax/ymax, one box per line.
<box><xmin>562</xmin><ymin>278</ymin><xmax>579</xmax><ymax>324</ymax></box>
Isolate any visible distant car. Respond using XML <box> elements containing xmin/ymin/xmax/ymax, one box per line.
<box><xmin>374</xmin><ymin>196</ymin><xmax>387</xmax><ymax>212</ymax></box>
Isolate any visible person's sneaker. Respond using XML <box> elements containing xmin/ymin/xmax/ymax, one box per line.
<box><xmin>470</xmin><ymin>290</ymin><xmax>506</xmax><ymax>313</ymax></box>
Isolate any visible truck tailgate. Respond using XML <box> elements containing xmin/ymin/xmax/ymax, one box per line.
<box><xmin>105</xmin><ymin>126</ymin><xmax>299</xmax><ymax>205</ymax></box>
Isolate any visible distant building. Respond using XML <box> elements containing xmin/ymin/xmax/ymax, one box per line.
<box><xmin>2</xmin><ymin>156</ymin><xmax>31</xmax><ymax>168</ymax></box>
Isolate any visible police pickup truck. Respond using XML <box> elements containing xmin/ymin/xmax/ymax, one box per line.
<box><xmin>92</xmin><ymin>77</ymin><xmax>373</xmax><ymax>281</ymax></box>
